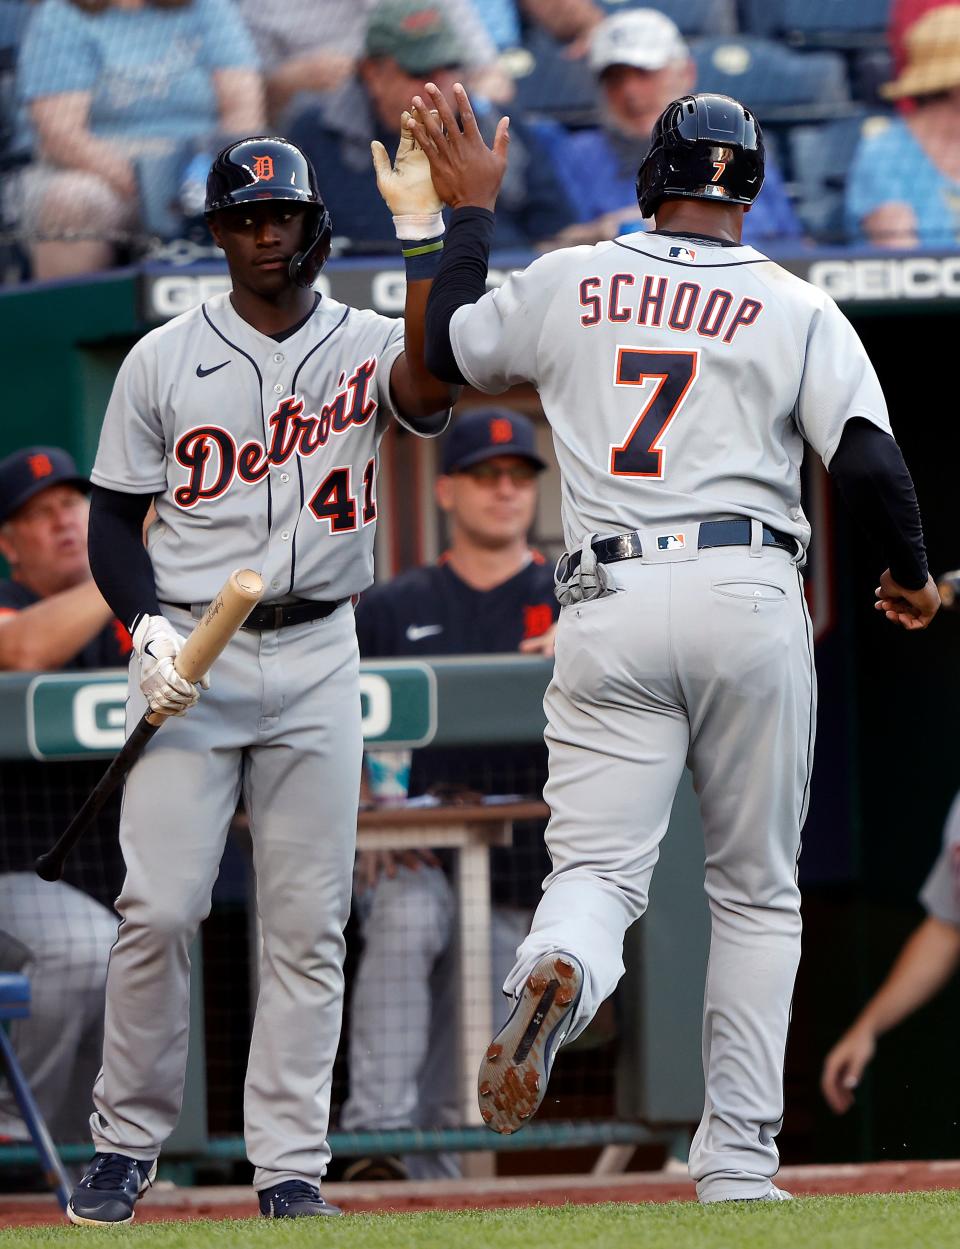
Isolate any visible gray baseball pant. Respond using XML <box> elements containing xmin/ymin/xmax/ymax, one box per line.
<box><xmin>505</xmin><ymin>535</ymin><xmax>815</xmax><ymax>1202</ymax></box>
<box><xmin>89</xmin><ymin>603</ymin><xmax>361</xmax><ymax>1190</ymax></box>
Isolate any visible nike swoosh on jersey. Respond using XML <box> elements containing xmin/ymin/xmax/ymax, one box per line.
<box><xmin>196</xmin><ymin>361</ymin><xmax>230</xmax><ymax>378</ymax></box>
<box><xmin>405</xmin><ymin>624</ymin><xmax>443</xmax><ymax>642</ymax></box>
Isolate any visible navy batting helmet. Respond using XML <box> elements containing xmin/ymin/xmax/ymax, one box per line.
<box><xmin>636</xmin><ymin>94</ymin><xmax>764</xmax><ymax>220</ymax></box>
<box><xmin>205</xmin><ymin>136</ymin><xmax>333</xmax><ymax>288</ymax></box>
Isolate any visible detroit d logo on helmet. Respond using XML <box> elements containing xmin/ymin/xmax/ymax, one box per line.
<box><xmin>252</xmin><ymin>155</ymin><xmax>275</xmax><ymax>181</ymax></box>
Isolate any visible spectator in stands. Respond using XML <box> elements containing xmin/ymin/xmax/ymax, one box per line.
<box><xmin>846</xmin><ymin>5</ymin><xmax>960</xmax><ymax>248</ymax></box>
<box><xmin>239</xmin><ymin>0</ymin><xmax>508</xmax><ymax>126</ymax></box>
<box><xmin>15</xmin><ymin>0</ymin><xmax>265</xmax><ymax>281</ymax></box>
<box><xmin>0</xmin><ymin>446</ymin><xmax>129</xmax><ymax>1147</ymax></box>
<box><xmin>286</xmin><ymin>0</ymin><xmax>576</xmax><ymax>251</ymax></box>
<box><xmin>541</xmin><ymin>8</ymin><xmax>803</xmax><ymax>249</ymax></box>
<box><xmin>889</xmin><ymin>0</ymin><xmax>952</xmax><ymax>82</ymax></box>
<box><xmin>340</xmin><ymin>409</ymin><xmax>557</xmax><ymax>1181</ymax></box>
<box><xmin>821</xmin><ymin>788</ymin><xmax>960</xmax><ymax>1115</ymax></box>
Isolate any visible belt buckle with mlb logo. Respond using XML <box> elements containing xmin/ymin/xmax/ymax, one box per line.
<box><xmin>657</xmin><ymin>532</ymin><xmax>686</xmax><ymax>551</ymax></box>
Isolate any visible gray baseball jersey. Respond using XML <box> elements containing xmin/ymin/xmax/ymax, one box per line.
<box><xmin>920</xmin><ymin>791</ymin><xmax>960</xmax><ymax>927</ymax></box>
<box><xmin>92</xmin><ymin>292</ymin><xmax>414</xmax><ymax>604</ymax></box>
<box><xmin>450</xmin><ymin>231</ymin><xmax>891</xmax><ymax>551</ymax></box>
<box><xmin>460</xmin><ymin>233</ymin><xmax>890</xmax><ymax>1201</ymax></box>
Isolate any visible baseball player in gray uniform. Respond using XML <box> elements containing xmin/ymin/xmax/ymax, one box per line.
<box><xmin>409</xmin><ymin>86</ymin><xmax>940</xmax><ymax>1202</ymax></box>
<box><xmin>65</xmin><ymin>133</ymin><xmax>454</xmax><ymax>1224</ymax></box>
<box><xmin>822</xmin><ymin>789</ymin><xmax>960</xmax><ymax>1115</ymax></box>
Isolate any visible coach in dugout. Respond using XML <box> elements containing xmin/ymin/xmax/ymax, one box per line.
<box><xmin>0</xmin><ymin>446</ymin><xmax>129</xmax><ymax>1152</ymax></box>
<box><xmin>340</xmin><ymin>409</ymin><xmax>557</xmax><ymax>1180</ymax></box>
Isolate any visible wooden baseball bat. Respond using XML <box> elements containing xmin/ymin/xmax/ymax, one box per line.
<box><xmin>34</xmin><ymin>569</ymin><xmax>264</xmax><ymax>882</ymax></box>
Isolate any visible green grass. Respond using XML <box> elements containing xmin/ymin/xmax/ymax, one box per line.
<box><xmin>3</xmin><ymin>1192</ymin><xmax>960</xmax><ymax>1249</ymax></box>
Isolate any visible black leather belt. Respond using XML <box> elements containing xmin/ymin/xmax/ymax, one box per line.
<box><xmin>164</xmin><ymin>598</ymin><xmax>344</xmax><ymax>631</ymax></box>
<box><xmin>565</xmin><ymin>520</ymin><xmax>796</xmax><ymax>577</ymax></box>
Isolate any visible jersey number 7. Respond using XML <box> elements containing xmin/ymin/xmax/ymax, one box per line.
<box><xmin>610</xmin><ymin>348</ymin><xmax>700</xmax><ymax>479</ymax></box>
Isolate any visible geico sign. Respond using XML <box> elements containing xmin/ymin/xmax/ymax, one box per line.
<box><xmin>149</xmin><ymin>272</ymin><xmax>331</xmax><ymax>319</ymax></box>
<box><xmin>359</xmin><ymin>672</ymin><xmax>391</xmax><ymax>738</ymax></box>
<box><xmin>71</xmin><ymin>682</ymin><xmax>127</xmax><ymax>751</ymax></box>
<box><xmin>808</xmin><ymin>256</ymin><xmax>960</xmax><ymax>302</ymax></box>
<box><xmin>370</xmin><ymin>268</ymin><xmax>510</xmax><ymax>314</ymax></box>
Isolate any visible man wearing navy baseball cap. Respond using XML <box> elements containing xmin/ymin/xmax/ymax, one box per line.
<box><xmin>0</xmin><ymin>447</ymin><xmax>131</xmax><ymax>1155</ymax></box>
<box><xmin>440</xmin><ymin>407</ymin><xmax>548</xmax><ymax>477</ymax></box>
<box><xmin>0</xmin><ymin>445</ymin><xmax>129</xmax><ymax>669</ymax></box>
<box><xmin>340</xmin><ymin>407</ymin><xmax>556</xmax><ymax>1182</ymax></box>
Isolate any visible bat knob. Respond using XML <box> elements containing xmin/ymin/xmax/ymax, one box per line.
<box><xmin>34</xmin><ymin>854</ymin><xmax>63</xmax><ymax>882</ymax></box>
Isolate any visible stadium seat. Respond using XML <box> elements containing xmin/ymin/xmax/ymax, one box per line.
<box><xmin>506</xmin><ymin>28</ymin><xmax>598</xmax><ymax>124</ymax></box>
<box><xmin>0</xmin><ymin>973</ymin><xmax>72</xmax><ymax>1210</ymax></box>
<box><xmin>853</xmin><ymin>46</ymin><xmax>895</xmax><ymax>106</ymax></box>
<box><xmin>788</xmin><ymin>111</ymin><xmax>892</xmax><ymax>242</ymax></box>
<box><xmin>741</xmin><ymin>0</ymin><xmax>891</xmax><ymax>45</ymax></box>
<box><xmin>692</xmin><ymin>35</ymin><xmax>851</xmax><ymax>120</ymax></box>
<box><xmin>594</xmin><ymin>0</ymin><xmax>738</xmax><ymax>36</ymax></box>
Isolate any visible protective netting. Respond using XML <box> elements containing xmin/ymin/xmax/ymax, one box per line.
<box><xmin>3</xmin><ymin>0</ymin><xmax>960</xmax><ymax>284</ymax></box>
<box><xmin>0</xmin><ymin>752</ymin><xmax>623</xmax><ymax>1187</ymax></box>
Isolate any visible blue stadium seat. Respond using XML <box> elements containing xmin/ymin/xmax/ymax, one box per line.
<box><xmin>692</xmin><ymin>36</ymin><xmax>850</xmax><ymax>120</ymax></box>
<box><xmin>788</xmin><ymin>111</ymin><xmax>892</xmax><ymax>242</ymax></box>
<box><xmin>507</xmin><ymin>29</ymin><xmax>597</xmax><ymax>123</ymax></box>
<box><xmin>0</xmin><ymin>973</ymin><xmax>72</xmax><ymax>1209</ymax></box>
<box><xmin>740</xmin><ymin>0</ymin><xmax>891</xmax><ymax>45</ymax></box>
<box><xmin>594</xmin><ymin>0</ymin><xmax>738</xmax><ymax>36</ymax></box>
<box><xmin>0</xmin><ymin>0</ymin><xmax>28</xmax><ymax>49</ymax></box>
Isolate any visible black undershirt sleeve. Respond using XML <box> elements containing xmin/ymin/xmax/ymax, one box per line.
<box><xmin>88</xmin><ymin>485</ymin><xmax>160</xmax><ymax>633</ymax></box>
<box><xmin>829</xmin><ymin>417</ymin><xmax>928</xmax><ymax>590</ymax></box>
<box><xmin>425</xmin><ymin>207</ymin><xmax>496</xmax><ymax>385</ymax></box>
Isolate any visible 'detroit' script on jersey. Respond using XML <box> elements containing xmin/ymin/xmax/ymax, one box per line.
<box><xmin>449</xmin><ymin>232</ymin><xmax>891</xmax><ymax>555</ymax></box>
<box><xmin>92</xmin><ymin>294</ymin><xmax>413</xmax><ymax>604</ymax></box>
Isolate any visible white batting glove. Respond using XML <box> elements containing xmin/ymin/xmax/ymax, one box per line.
<box><xmin>131</xmin><ymin>615</ymin><xmax>209</xmax><ymax>716</ymax></box>
<box><xmin>371</xmin><ymin>110</ymin><xmax>444</xmax><ymax>240</ymax></box>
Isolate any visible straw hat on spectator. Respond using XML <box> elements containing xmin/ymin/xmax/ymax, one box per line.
<box><xmin>881</xmin><ymin>5</ymin><xmax>960</xmax><ymax>99</ymax></box>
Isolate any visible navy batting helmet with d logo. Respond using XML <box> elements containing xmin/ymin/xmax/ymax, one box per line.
<box><xmin>636</xmin><ymin>94</ymin><xmax>765</xmax><ymax>219</ymax></box>
<box><xmin>205</xmin><ymin>136</ymin><xmax>333</xmax><ymax>288</ymax></box>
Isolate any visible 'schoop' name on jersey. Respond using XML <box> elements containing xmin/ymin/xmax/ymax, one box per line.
<box><xmin>578</xmin><ymin>272</ymin><xmax>763</xmax><ymax>343</ymax></box>
<box><xmin>173</xmin><ymin>356</ymin><xmax>378</xmax><ymax>509</ymax></box>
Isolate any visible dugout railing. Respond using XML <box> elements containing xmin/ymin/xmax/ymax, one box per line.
<box><xmin>0</xmin><ymin>657</ymin><xmax>707</xmax><ymax>1181</ymax></box>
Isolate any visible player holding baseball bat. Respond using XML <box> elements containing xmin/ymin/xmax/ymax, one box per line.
<box><xmin>59</xmin><ymin>132</ymin><xmax>455</xmax><ymax>1227</ymax></box>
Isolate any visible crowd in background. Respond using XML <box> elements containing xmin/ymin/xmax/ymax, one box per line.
<box><xmin>3</xmin><ymin>0</ymin><xmax>960</xmax><ymax>280</ymax></box>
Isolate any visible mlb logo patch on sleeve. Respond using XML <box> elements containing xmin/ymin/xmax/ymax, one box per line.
<box><xmin>657</xmin><ymin>533</ymin><xmax>686</xmax><ymax>550</ymax></box>
<box><xmin>668</xmin><ymin>246</ymin><xmax>697</xmax><ymax>262</ymax></box>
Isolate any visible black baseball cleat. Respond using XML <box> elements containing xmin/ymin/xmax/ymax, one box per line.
<box><xmin>478</xmin><ymin>951</ymin><xmax>583</xmax><ymax>1134</ymax></box>
<box><xmin>66</xmin><ymin>1152</ymin><xmax>157</xmax><ymax>1226</ymax></box>
<box><xmin>258</xmin><ymin>1180</ymin><xmax>342</xmax><ymax>1218</ymax></box>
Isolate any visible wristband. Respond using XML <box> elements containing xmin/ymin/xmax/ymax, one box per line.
<box><xmin>393</xmin><ymin>210</ymin><xmax>444</xmax><ymax>241</ymax></box>
<box><xmin>402</xmin><ymin>233</ymin><xmax>444</xmax><ymax>281</ymax></box>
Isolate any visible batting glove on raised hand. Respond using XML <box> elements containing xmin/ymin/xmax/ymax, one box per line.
<box><xmin>131</xmin><ymin>615</ymin><xmax>209</xmax><ymax>716</ymax></box>
<box><xmin>371</xmin><ymin>110</ymin><xmax>443</xmax><ymax>239</ymax></box>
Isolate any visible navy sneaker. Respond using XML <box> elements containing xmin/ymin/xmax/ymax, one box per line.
<box><xmin>258</xmin><ymin>1180</ymin><xmax>341</xmax><ymax>1218</ymax></box>
<box><xmin>66</xmin><ymin>1152</ymin><xmax>157</xmax><ymax>1226</ymax></box>
<box><xmin>478</xmin><ymin>951</ymin><xmax>583</xmax><ymax>1134</ymax></box>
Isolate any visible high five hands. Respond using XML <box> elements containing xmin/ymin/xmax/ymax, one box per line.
<box><xmin>405</xmin><ymin>82</ymin><xmax>510</xmax><ymax>213</ymax></box>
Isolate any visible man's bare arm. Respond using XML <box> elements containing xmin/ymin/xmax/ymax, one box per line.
<box><xmin>0</xmin><ymin>581</ymin><xmax>115</xmax><ymax>671</ymax></box>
